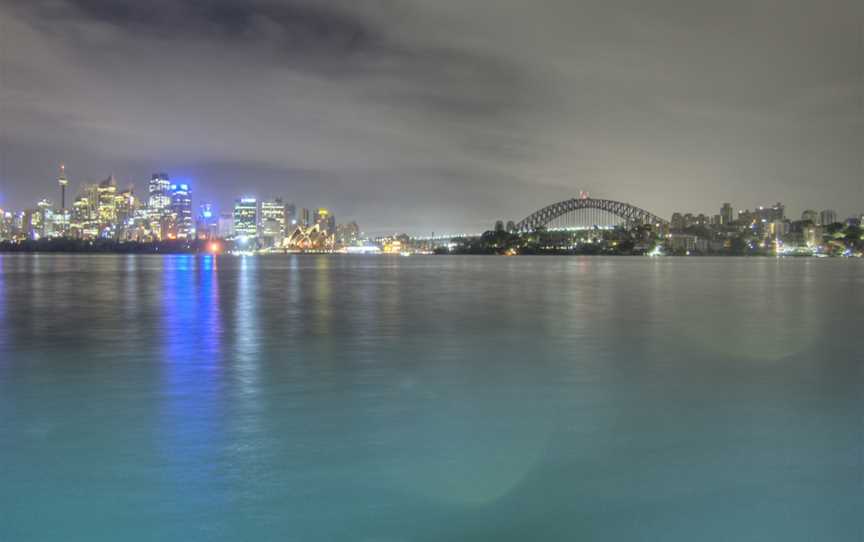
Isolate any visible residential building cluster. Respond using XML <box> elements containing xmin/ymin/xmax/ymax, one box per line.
<box><xmin>666</xmin><ymin>202</ymin><xmax>864</xmax><ymax>256</ymax></box>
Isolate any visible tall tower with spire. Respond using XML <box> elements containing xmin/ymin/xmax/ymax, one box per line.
<box><xmin>58</xmin><ymin>164</ymin><xmax>69</xmax><ymax>210</ymax></box>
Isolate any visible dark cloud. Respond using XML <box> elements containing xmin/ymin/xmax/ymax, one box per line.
<box><xmin>0</xmin><ymin>0</ymin><xmax>861</xmax><ymax>233</ymax></box>
<box><xmin>29</xmin><ymin>0</ymin><xmax>376</xmax><ymax>52</ymax></box>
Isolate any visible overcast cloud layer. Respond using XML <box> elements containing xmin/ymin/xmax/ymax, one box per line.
<box><xmin>1</xmin><ymin>0</ymin><xmax>861</xmax><ymax>233</ymax></box>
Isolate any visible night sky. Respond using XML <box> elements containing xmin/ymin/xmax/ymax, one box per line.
<box><xmin>1</xmin><ymin>0</ymin><xmax>861</xmax><ymax>233</ymax></box>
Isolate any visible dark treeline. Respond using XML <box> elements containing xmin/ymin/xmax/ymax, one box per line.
<box><xmin>0</xmin><ymin>239</ymin><xmax>213</xmax><ymax>254</ymax></box>
<box><xmin>437</xmin><ymin>228</ymin><xmax>645</xmax><ymax>256</ymax></box>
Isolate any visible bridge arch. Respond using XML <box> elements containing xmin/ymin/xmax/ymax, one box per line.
<box><xmin>515</xmin><ymin>197</ymin><xmax>667</xmax><ymax>232</ymax></box>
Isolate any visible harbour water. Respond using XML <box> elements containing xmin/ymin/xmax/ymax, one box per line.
<box><xmin>0</xmin><ymin>254</ymin><xmax>861</xmax><ymax>541</ymax></box>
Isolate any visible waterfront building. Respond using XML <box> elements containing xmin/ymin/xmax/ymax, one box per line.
<box><xmin>667</xmin><ymin>233</ymin><xmax>708</xmax><ymax>254</ymax></box>
<box><xmin>233</xmin><ymin>198</ymin><xmax>258</xmax><ymax>238</ymax></box>
<box><xmin>803</xmin><ymin>225</ymin><xmax>823</xmax><ymax>247</ymax></box>
<box><xmin>820</xmin><ymin>209</ymin><xmax>837</xmax><ymax>226</ymax></box>
<box><xmin>285</xmin><ymin>221</ymin><xmax>335</xmax><ymax>251</ymax></box>
<box><xmin>336</xmin><ymin>221</ymin><xmax>360</xmax><ymax>246</ymax></box>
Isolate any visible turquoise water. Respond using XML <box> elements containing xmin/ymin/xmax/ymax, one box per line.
<box><xmin>0</xmin><ymin>254</ymin><xmax>861</xmax><ymax>541</ymax></box>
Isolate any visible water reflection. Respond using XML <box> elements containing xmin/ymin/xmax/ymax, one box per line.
<box><xmin>157</xmin><ymin>255</ymin><xmax>225</xmax><ymax>514</ymax></box>
<box><xmin>234</xmin><ymin>255</ymin><xmax>260</xmax><ymax>389</ymax></box>
<box><xmin>0</xmin><ymin>255</ymin><xmax>861</xmax><ymax>541</ymax></box>
<box><xmin>312</xmin><ymin>256</ymin><xmax>333</xmax><ymax>336</ymax></box>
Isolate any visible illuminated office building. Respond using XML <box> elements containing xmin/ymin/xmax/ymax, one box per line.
<box><xmin>148</xmin><ymin>173</ymin><xmax>171</xmax><ymax>215</ymax></box>
<box><xmin>116</xmin><ymin>189</ymin><xmax>137</xmax><ymax>225</ymax></box>
<box><xmin>218</xmin><ymin>213</ymin><xmax>235</xmax><ymax>238</ymax></box>
<box><xmin>196</xmin><ymin>203</ymin><xmax>216</xmax><ymax>240</ymax></box>
<box><xmin>169</xmin><ymin>183</ymin><xmax>193</xmax><ymax>239</ymax></box>
<box><xmin>313</xmin><ymin>208</ymin><xmax>335</xmax><ymax>234</ymax></box>
<box><xmin>233</xmin><ymin>198</ymin><xmax>258</xmax><ymax>238</ymax></box>
<box><xmin>97</xmin><ymin>176</ymin><xmax>118</xmax><ymax>231</ymax></box>
<box><xmin>336</xmin><ymin>221</ymin><xmax>360</xmax><ymax>246</ymax></box>
<box><xmin>260</xmin><ymin>198</ymin><xmax>286</xmax><ymax>245</ymax></box>
<box><xmin>36</xmin><ymin>199</ymin><xmax>54</xmax><ymax>239</ymax></box>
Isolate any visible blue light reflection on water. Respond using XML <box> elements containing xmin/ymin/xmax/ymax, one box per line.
<box><xmin>156</xmin><ymin>255</ymin><xmax>227</xmax><ymax>529</ymax></box>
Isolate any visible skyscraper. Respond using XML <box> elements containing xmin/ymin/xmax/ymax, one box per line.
<box><xmin>169</xmin><ymin>183</ymin><xmax>193</xmax><ymax>239</ymax></box>
<box><xmin>116</xmin><ymin>188</ymin><xmax>137</xmax><ymax>226</ymax></box>
<box><xmin>801</xmin><ymin>209</ymin><xmax>818</xmax><ymax>224</ymax></box>
<box><xmin>260</xmin><ymin>198</ymin><xmax>287</xmax><ymax>247</ymax></box>
<box><xmin>233</xmin><ymin>198</ymin><xmax>258</xmax><ymax>238</ymax></box>
<box><xmin>820</xmin><ymin>209</ymin><xmax>837</xmax><ymax>226</ymax></box>
<box><xmin>148</xmin><ymin>173</ymin><xmax>171</xmax><ymax>215</ymax></box>
<box><xmin>720</xmin><ymin>203</ymin><xmax>733</xmax><ymax>225</ymax></box>
<box><xmin>314</xmin><ymin>208</ymin><xmax>335</xmax><ymax>234</ymax></box>
<box><xmin>97</xmin><ymin>176</ymin><xmax>118</xmax><ymax>232</ymax></box>
<box><xmin>196</xmin><ymin>203</ymin><xmax>215</xmax><ymax>240</ymax></box>
<box><xmin>218</xmin><ymin>213</ymin><xmax>235</xmax><ymax>238</ymax></box>
<box><xmin>36</xmin><ymin>199</ymin><xmax>54</xmax><ymax>239</ymax></box>
<box><xmin>58</xmin><ymin>164</ymin><xmax>69</xmax><ymax>211</ymax></box>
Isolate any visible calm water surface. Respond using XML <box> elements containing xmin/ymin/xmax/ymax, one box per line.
<box><xmin>0</xmin><ymin>254</ymin><xmax>861</xmax><ymax>541</ymax></box>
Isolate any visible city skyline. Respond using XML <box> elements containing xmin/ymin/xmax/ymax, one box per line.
<box><xmin>1</xmin><ymin>0</ymin><xmax>862</xmax><ymax>233</ymax></box>
<box><xmin>0</xmin><ymin>162</ymin><xmax>860</xmax><ymax>238</ymax></box>
<box><xmin>3</xmin><ymin>162</ymin><xmax>862</xmax><ymax>260</ymax></box>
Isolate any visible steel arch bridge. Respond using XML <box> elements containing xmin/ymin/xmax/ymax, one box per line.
<box><xmin>515</xmin><ymin>197</ymin><xmax>667</xmax><ymax>232</ymax></box>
